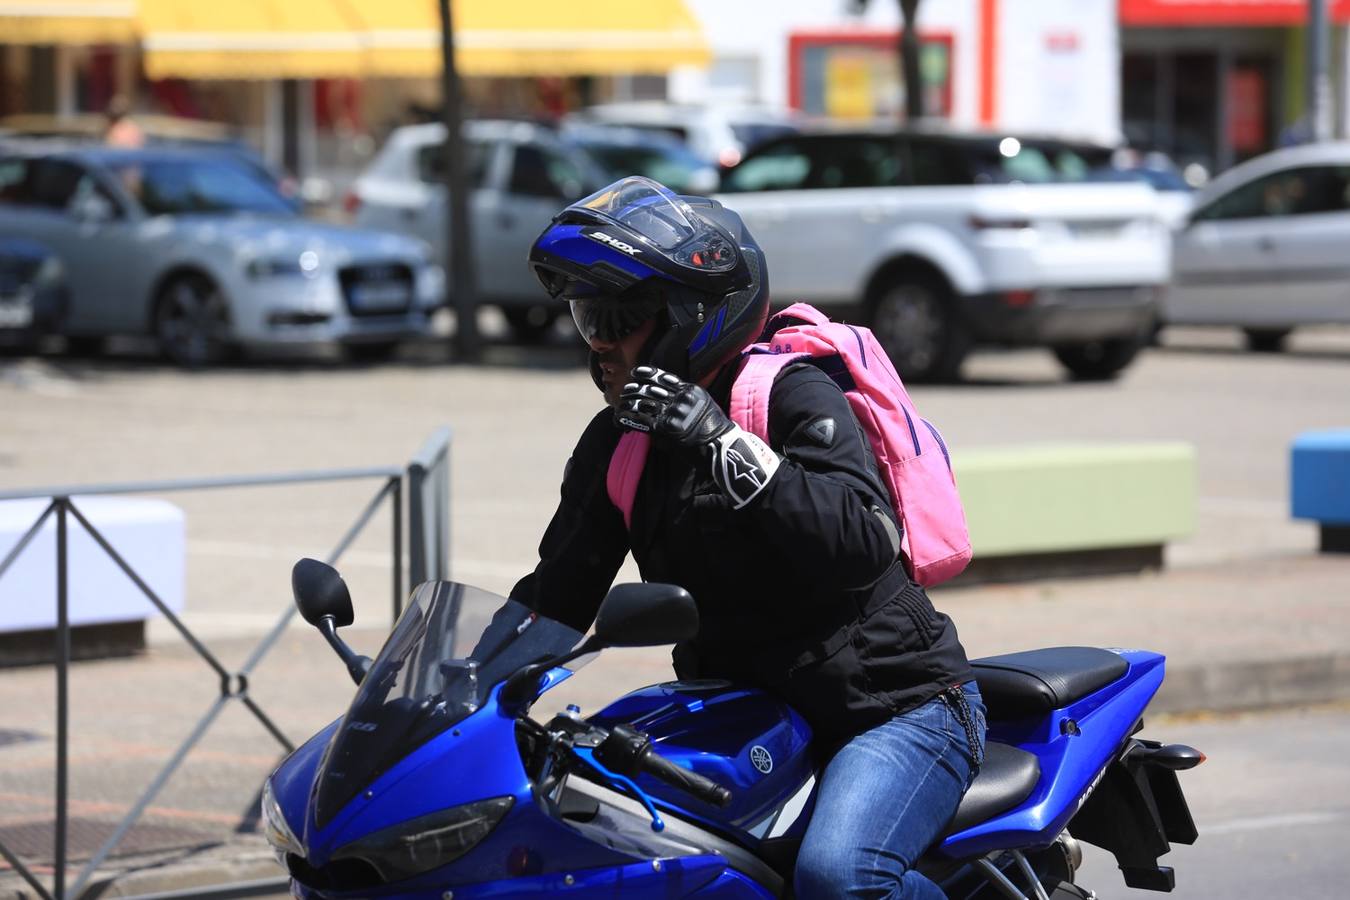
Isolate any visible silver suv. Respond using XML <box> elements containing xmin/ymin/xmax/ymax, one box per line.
<box><xmin>349</xmin><ymin>120</ymin><xmax>606</xmax><ymax>342</ymax></box>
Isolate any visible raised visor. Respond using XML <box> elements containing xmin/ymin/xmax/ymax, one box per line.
<box><xmin>972</xmin><ymin>646</ymin><xmax>1130</xmax><ymax>719</ymax></box>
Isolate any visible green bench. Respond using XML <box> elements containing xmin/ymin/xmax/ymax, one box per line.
<box><xmin>949</xmin><ymin>443</ymin><xmax>1196</xmax><ymax>584</ymax></box>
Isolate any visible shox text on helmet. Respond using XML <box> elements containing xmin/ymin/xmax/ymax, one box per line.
<box><xmin>617</xmin><ymin>366</ymin><xmax>780</xmax><ymax>509</ymax></box>
<box><xmin>586</xmin><ymin>232</ymin><xmax>642</xmax><ymax>256</ymax></box>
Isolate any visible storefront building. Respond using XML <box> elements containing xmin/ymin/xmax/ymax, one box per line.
<box><xmin>672</xmin><ymin>0</ymin><xmax>1123</xmax><ymax>146</ymax></box>
<box><xmin>1120</xmin><ymin>0</ymin><xmax>1350</xmax><ymax>175</ymax></box>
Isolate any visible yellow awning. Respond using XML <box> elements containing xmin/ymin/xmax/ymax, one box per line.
<box><xmin>141</xmin><ymin>0</ymin><xmax>708</xmax><ymax>81</ymax></box>
<box><xmin>360</xmin><ymin>0</ymin><xmax>710</xmax><ymax>78</ymax></box>
<box><xmin>0</xmin><ymin>0</ymin><xmax>138</xmax><ymax>44</ymax></box>
<box><xmin>138</xmin><ymin>0</ymin><xmax>369</xmax><ymax>80</ymax></box>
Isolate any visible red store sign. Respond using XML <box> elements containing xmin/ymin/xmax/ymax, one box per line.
<box><xmin>1121</xmin><ymin>0</ymin><xmax>1350</xmax><ymax>26</ymax></box>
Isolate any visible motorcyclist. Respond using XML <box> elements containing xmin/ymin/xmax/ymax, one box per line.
<box><xmin>514</xmin><ymin>177</ymin><xmax>985</xmax><ymax>899</ymax></box>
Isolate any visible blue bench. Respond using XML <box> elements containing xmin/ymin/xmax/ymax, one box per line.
<box><xmin>1291</xmin><ymin>430</ymin><xmax>1350</xmax><ymax>553</ymax></box>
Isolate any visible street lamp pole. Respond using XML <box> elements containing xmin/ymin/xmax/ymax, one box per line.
<box><xmin>438</xmin><ymin>0</ymin><xmax>481</xmax><ymax>361</ymax></box>
<box><xmin>1310</xmin><ymin>0</ymin><xmax>1332</xmax><ymax>142</ymax></box>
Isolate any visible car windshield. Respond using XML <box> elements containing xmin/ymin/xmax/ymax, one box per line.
<box><xmin>108</xmin><ymin>156</ymin><xmax>296</xmax><ymax>216</ymax></box>
<box><xmin>730</xmin><ymin>122</ymin><xmax>797</xmax><ymax>152</ymax></box>
<box><xmin>965</xmin><ymin>139</ymin><xmax>1114</xmax><ymax>184</ymax></box>
<box><xmin>312</xmin><ymin>582</ymin><xmax>584</xmax><ymax>826</ymax></box>
<box><xmin>574</xmin><ymin>139</ymin><xmax>710</xmax><ymax>194</ymax></box>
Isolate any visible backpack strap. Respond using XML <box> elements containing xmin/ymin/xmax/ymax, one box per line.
<box><xmin>729</xmin><ymin>350</ymin><xmax>808</xmax><ymax>441</ymax></box>
<box><xmin>607</xmin><ymin>430</ymin><xmax>650</xmax><ymax>529</ymax></box>
<box><xmin>770</xmin><ymin>302</ymin><xmax>829</xmax><ymax>328</ymax></box>
<box><xmin>605</xmin><ymin>332</ymin><xmax>816</xmax><ymax>527</ymax></box>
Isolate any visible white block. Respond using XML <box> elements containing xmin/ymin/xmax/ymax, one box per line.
<box><xmin>0</xmin><ymin>497</ymin><xmax>185</xmax><ymax>633</ymax></box>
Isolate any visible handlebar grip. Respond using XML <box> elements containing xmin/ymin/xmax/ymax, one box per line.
<box><xmin>640</xmin><ymin>748</ymin><xmax>733</xmax><ymax>808</ymax></box>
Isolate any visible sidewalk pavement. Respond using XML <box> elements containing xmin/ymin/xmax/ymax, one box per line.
<box><xmin>2</xmin><ymin>547</ymin><xmax>1347</xmax><ymax>899</ymax></box>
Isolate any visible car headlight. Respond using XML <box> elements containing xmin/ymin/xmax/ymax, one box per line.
<box><xmin>330</xmin><ymin>796</ymin><xmax>513</xmax><ymax>883</ymax></box>
<box><xmin>260</xmin><ymin>779</ymin><xmax>303</xmax><ymax>862</ymax></box>
<box><xmin>34</xmin><ymin>255</ymin><xmax>64</xmax><ymax>288</ymax></box>
<box><xmin>247</xmin><ymin>250</ymin><xmax>321</xmax><ymax>280</ymax></box>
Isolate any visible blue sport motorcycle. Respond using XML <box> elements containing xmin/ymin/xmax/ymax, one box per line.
<box><xmin>263</xmin><ymin>560</ymin><xmax>1203</xmax><ymax>899</ymax></box>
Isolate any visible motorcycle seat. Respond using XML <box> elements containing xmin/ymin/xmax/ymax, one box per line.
<box><xmin>761</xmin><ymin>742</ymin><xmax>1041</xmax><ymax>880</ymax></box>
<box><xmin>970</xmin><ymin>646</ymin><xmax>1129</xmax><ymax>720</ymax></box>
<box><xmin>944</xmin><ymin>741</ymin><xmax>1041</xmax><ymax>835</ymax></box>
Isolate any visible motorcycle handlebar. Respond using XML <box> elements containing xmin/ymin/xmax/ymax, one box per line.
<box><xmin>592</xmin><ymin>722</ymin><xmax>733</xmax><ymax>808</ymax></box>
<box><xmin>638</xmin><ymin>745</ymin><xmax>733</xmax><ymax>808</ymax></box>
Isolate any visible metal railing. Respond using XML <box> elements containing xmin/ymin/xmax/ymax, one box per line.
<box><xmin>0</xmin><ymin>429</ymin><xmax>452</xmax><ymax>900</ymax></box>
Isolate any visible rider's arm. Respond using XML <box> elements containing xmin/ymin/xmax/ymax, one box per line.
<box><xmin>742</xmin><ymin>364</ymin><xmax>902</xmax><ymax>589</ymax></box>
<box><xmin>510</xmin><ymin>409</ymin><xmax>631</xmax><ymax>633</ymax></box>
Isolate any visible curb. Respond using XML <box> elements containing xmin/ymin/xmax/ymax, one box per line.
<box><xmin>1154</xmin><ymin>652</ymin><xmax>1350</xmax><ymax>717</ymax></box>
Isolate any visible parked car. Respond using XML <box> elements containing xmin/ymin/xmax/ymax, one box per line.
<box><xmin>715</xmin><ymin>128</ymin><xmax>1169</xmax><ymax>381</ymax></box>
<box><xmin>0</xmin><ymin>147</ymin><xmax>443</xmax><ymax>366</ymax></box>
<box><xmin>570</xmin><ymin>101</ymin><xmax>801</xmax><ymax>168</ymax></box>
<box><xmin>1165</xmin><ymin>142</ymin><xmax>1350</xmax><ymax>352</ymax></box>
<box><xmin>1092</xmin><ymin>149</ymin><xmax>1196</xmax><ymax>230</ymax></box>
<box><xmin>349</xmin><ymin>119</ymin><xmax>606</xmax><ymax>342</ymax></box>
<box><xmin>560</xmin><ymin>122</ymin><xmax>718</xmax><ymax>194</ymax></box>
<box><xmin>0</xmin><ymin>237</ymin><xmax>67</xmax><ymax>353</ymax></box>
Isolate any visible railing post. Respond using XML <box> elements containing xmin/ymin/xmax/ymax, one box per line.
<box><xmin>54</xmin><ymin>498</ymin><xmax>69</xmax><ymax>900</ymax></box>
<box><xmin>407</xmin><ymin>462</ymin><xmax>427</xmax><ymax>588</ymax></box>
<box><xmin>392</xmin><ymin>476</ymin><xmax>403</xmax><ymax>622</ymax></box>
<box><xmin>438</xmin><ymin>438</ymin><xmax>450</xmax><ymax>583</ymax></box>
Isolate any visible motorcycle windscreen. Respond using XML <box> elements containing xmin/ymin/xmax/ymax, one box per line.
<box><xmin>312</xmin><ymin>582</ymin><xmax>583</xmax><ymax>828</ymax></box>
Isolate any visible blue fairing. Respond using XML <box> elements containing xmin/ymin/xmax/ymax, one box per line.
<box><xmin>271</xmin><ymin>683</ymin><xmax>645</xmax><ymax>894</ymax></box>
<box><xmin>269</xmin><ymin>578</ymin><xmax>1188</xmax><ymax>900</ymax></box>
<box><xmin>288</xmin><ymin>855</ymin><xmax>773</xmax><ymax>900</ymax></box>
<box><xmin>589</xmin><ymin>682</ymin><xmax>814</xmax><ymax>840</ymax></box>
<box><xmin>939</xmin><ymin>649</ymin><xmax>1166</xmax><ymax>858</ymax></box>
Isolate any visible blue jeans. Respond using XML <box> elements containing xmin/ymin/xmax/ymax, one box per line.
<box><xmin>794</xmin><ymin>683</ymin><xmax>987</xmax><ymax>900</ymax></box>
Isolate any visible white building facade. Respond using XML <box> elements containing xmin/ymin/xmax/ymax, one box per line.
<box><xmin>669</xmin><ymin>0</ymin><xmax>1123</xmax><ymax>146</ymax></box>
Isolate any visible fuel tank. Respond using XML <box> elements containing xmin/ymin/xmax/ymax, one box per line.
<box><xmin>588</xmin><ymin>680</ymin><xmax>816</xmax><ymax>840</ymax></box>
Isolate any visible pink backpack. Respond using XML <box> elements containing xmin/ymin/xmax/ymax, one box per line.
<box><xmin>607</xmin><ymin>303</ymin><xmax>973</xmax><ymax>587</ymax></box>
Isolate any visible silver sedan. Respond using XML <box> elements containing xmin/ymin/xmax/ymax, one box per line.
<box><xmin>0</xmin><ymin>147</ymin><xmax>444</xmax><ymax>366</ymax></box>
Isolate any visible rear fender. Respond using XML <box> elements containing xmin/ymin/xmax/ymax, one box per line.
<box><xmin>940</xmin><ymin>650</ymin><xmax>1167</xmax><ymax>859</ymax></box>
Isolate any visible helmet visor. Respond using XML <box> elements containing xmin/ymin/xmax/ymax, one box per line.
<box><xmin>567</xmin><ymin>290</ymin><xmax>666</xmax><ymax>344</ymax></box>
<box><xmin>572</xmin><ymin>177</ymin><xmax>739</xmax><ymax>273</ymax></box>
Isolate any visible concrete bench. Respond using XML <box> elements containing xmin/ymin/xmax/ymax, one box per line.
<box><xmin>0</xmin><ymin>497</ymin><xmax>185</xmax><ymax>665</ymax></box>
<box><xmin>1291</xmin><ymin>430</ymin><xmax>1350</xmax><ymax>553</ymax></box>
<box><xmin>950</xmin><ymin>443</ymin><xmax>1196</xmax><ymax>584</ymax></box>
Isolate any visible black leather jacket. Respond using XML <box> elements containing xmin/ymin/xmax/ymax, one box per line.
<box><xmin>511</xmin><ymin>362</ymin><xmax>974</xmax><ymax>745</ymax></box>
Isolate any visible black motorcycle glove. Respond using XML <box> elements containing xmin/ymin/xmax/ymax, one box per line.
<box><xmin>617</xmin><ymin>366</ymin><xmax>781</xmax><ymax>509</ymax></box>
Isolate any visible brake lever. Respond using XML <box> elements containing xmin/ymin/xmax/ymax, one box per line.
<box><xmin>571</xmin><ymin>744</ymin><xmax>666</xmax><ymax>832</ymax></box>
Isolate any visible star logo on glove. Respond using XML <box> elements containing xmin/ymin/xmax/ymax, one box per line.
<box><xmin>725</xmin><ymin>443</ymin><xmax>766</xmax><ymax>490</ymax></box>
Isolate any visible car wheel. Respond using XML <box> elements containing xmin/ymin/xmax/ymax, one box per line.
<box><xmin>1053</xmin><ymin>336</ymin><xmax>1145</xmax><ymax>381</ymax></box>
<box><xmin>1243</xmin><ymin>328</ymin><xmax>1291</xmax><ymax>353</ymax></box>
<box><xmin>344</xmin><ymin>341</ymin><xmax>401</xmax><ymax>364</ymax></box>
<box><xmin>870</xmin><ymin>276</ymin><xmax>970</xmax><ymax>382</ymax></box>
<box><xmin>503</xmin><ymin>305</ymin><xmax>561</xmax><ymax>345</ymax></box>
<box><xmin>154</xmin><ymin>274</ymin><xmax>236</xmax><ymax>369</ymax></box>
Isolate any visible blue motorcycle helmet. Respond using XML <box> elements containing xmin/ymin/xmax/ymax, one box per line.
<box><xmin>528</xmin><ymin>176</ymin><xmax>769</xmax><ymax>387</ymax></box>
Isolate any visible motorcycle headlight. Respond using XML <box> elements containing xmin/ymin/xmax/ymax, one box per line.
<box><xmin>331</xmin><ymin>796</ymin><xmax>514</xmax><ymax>883</ymax></box>
<box><xmin>260</xmin><ymin>779</ymin><xmax>303</xmax><ymax>862</ymax></box>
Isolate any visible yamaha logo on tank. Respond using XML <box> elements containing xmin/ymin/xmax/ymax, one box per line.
<box><xmin>750</xmin><ymin>745</ymin><xmax>773</xmax><ymax>774</ymax></box>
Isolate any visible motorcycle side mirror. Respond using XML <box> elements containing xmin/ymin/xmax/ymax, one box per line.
<box><xmin>292</xmin><ymin>557</ymin><xmax>355</xmax><ymax>627</ymax></box>
<box><xmin>292</xmin><ymin>558</ymin><xmax>370</xmax><ymax>685</ymax></box>
<box><xmin>594</xmin><ymin>583</ymin><xmax>698</xmax><ymax>648</ymax></box>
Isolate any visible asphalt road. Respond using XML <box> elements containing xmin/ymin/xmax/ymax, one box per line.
<box><xmin>1074</xmin><ymin>704</ymin><xmax>1350</xmax><ymax>899</ymax></box>
<box><xmin>2</xmin><ymin>324</ymin><xmax>1350</xmax><ymax>895</ymax></box>
<box><xmin>2</xmin><ymin>323</ymin><xmax>1348</xmax><ymax>642</ymax></box>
